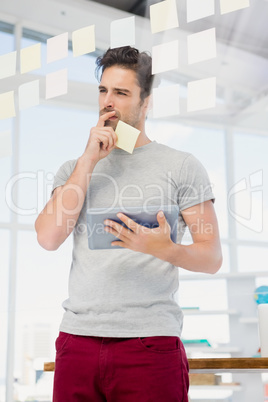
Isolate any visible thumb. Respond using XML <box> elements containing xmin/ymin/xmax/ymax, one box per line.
<box><xmin>157</xmin><ymin>211</ymin><xmax>170</xmax><ymax>233</ymax></box>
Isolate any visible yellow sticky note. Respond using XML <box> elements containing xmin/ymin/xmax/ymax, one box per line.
<box><xmin>150</xmin><ymin>0</ymin><xmax>179</xmax><ymax>34</ymax></box>
<box><xmin>0</xmin><ymin>130</ymin><xmax>12</xmax><ymax>158</ymax></box>
<box><xmin>72</xmin><ymin>25</ymin><xmax>95</xmax><ymax>57</ymax></box>
<box><xmin>0</xmin><ymin>91</ymin><xmax>16</xmax><ymax>120</ymax></box>
<box><xmin>220</xmin><ymin>0</ymin><xmax>250</xmax><ymax>14</ymax></box>
<box><xmin>0</xmin><ymin>51</ymin><xmax>16</xmax><ymax>80</ymax></box>
<box><xmin>115</xmin><ymin>120</ymin><xmax>140</xmax><ymax>154</ymax></box>
<box><xmin>20</xmin><ymin>43</ymin><xmax>41</xmax><ymax>74</ymax></box>
<box><xmin>187</xmin><ymin>28</ymin><xmax>216</xmax><ymax>64</ymax></box>
<box><xmin>187</xmin><ymin>77</ymin><xmax>216</xmax><ymax>112</ymax></box>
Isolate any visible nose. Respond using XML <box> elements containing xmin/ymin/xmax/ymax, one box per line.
<box><xmin>104</xmin><ymin>92</ymin><xmax>114</xmax><ymax>109</ymax></box>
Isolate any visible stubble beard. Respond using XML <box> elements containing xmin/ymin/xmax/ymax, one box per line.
<box><xmin>100</xmin><ymin>105</ymin><xmax>143</xmax><ymax>130</ymax></box>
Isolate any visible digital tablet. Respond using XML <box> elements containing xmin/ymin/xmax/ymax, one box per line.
<box><xmin>86</xmin><ymin>205</ymin><xmax>179</xmax><ymax>250</ymax></box>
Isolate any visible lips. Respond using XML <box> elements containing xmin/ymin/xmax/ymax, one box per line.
<box><xmin>101</xmin><ymin>108</ymin><xmax>120</xmax><ymax>116</ymax></box>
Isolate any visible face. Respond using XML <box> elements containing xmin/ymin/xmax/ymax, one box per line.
<box><xmin>98</xmin><ymin>66</ymin><xmax>148</xmax><ymax>131</ymax></box>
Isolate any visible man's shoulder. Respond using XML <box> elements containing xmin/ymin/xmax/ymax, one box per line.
<box><xmin>152</xmin><ymin>141</ymin><xmax>191</xmax><ymax>161</ymax></box>
<box><xmin>57</xmin><ymin>159</ymin><xmax>78</xmax><ymax>174</ymax></box>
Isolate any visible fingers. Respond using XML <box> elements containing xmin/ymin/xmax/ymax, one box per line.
<box><xmin>96</xmin><ymin>111</ymin><xmax>116</xmax><ymax>127</ymax></box>
<box><xmin>104</xmin><ymin>221</ymin><xmax>131</xmax><ymax>242</ymax></box>
<box><xmin>105</xmin><ymin>212</ymin><xmax>169</xmax><ymax>238</ymax></box>
<box><xmin>98</xmin><ymin>131</ymin><xmax>115</xmax><ymax>151</ymax></box>
<box><xmin>90</xmin><ymin>126</ymin><xmax>117</xmax><ymax>150</ymax></box>
<box><xmin>104</xmin><ymin>212</ymin><xmax>173</xmax><ymax>253</ymax></box>
<box><xmin>116</xmin><ymin>213</ymin><xmax>139</xmax><ymax>233</ymax></box>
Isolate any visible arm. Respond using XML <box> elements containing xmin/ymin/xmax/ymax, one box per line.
<box><xmin>104</xmin><ymin>200</ymin><xmax>222</xmax><ymax>274</ymax></box>
<box><xmin>35</xmin><ymin>111</ymin><xmax>117</xmax><ymax>251</ymax></box>
<box><xmin>168</xmin><ymin>200</ymin><xmax>222</xmax><ymax>274</ymax></box>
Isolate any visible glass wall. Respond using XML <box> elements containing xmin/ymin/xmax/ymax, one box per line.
<box><xmin>0</xmin><ymin>21</ymin><xmax>100</xmax><ymax>401</ymax></box>
<box><xmin>1</xmin><ymin>1</ymin><xmax>268</xmax><ymax>399</ymax></box>
<box><xmin>0</xmin><ymin>230</ymin><xmax>10</xmax><ymax>401</ymax></box>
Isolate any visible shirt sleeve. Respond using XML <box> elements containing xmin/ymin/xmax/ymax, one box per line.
<box><xmin>177</xmin><ymin>154</ymin><xmax>215</xmax><ymax>211</ymax></box>
<box><xmin>51</xmin><ymin>159</ymin><xmax>77</xmax><ymax>194</ymax></box>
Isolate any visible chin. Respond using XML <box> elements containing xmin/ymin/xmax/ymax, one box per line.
<box><xmin>104</xmin><ymin>120</ymin><xmax>118</xmax><ymax>130</ymax></box>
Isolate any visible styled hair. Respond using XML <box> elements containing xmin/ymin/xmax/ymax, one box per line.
<box><xmin>95</xmin><ymin>46</ymin><xmax>153</xmax><ymax>102</ymax></box>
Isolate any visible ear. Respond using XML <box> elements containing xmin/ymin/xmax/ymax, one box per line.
<box><xmin>143</xmin><ymin>95</ymin><xmax>153</xmax><ymax>115</ymax></box>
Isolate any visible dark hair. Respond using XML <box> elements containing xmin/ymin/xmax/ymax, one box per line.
<box><xmin>95</xmin><ymin>46</ymin><xmax>153</xmax><ymax>102</ymax></box>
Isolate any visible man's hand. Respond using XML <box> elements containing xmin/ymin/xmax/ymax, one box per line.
<box><xmin>103</xmin><ymin>201</ymin><xmax>222</xmax><ymax>274</ymax></box>
<box><xmin>104</xmin><ymin>211</ymin><xmax>173</xmax><ymax>260</ymax></box>
<box><xmin>83</xmin><ymin>111</ymin><xmax>118</xmax><ymax>164</ymax></box>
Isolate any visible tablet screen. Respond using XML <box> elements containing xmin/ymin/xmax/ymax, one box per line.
<box><xmin>86</xmin><ymin>205</ymin><xmax>179</xmax><ymax>250</ymax></box>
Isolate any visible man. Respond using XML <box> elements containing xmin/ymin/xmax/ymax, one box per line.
<box><xmin>35</xmin><ymin>46</ymin><xmax>222</xmax><ymax>402</ymax></box>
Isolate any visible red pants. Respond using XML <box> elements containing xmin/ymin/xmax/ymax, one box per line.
<box><xmin>53</xmin><ymin>332</ymin><xmax>189</xmax><ymax>402</ymax></box>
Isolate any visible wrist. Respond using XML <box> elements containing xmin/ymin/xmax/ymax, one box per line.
<box><xmin>78</xmin><ymin>154</ymin><xmax>97</xmax><ymax>171</ymax></box>
<box><xmin>152</xmin><ymin>240</ymin><xmax>178</xmax><ymax>265</ymax></box>
<box><xmin>161</xmin><ymin>241</ymin><xmax>181</xmax><ymax>266</ymax></box>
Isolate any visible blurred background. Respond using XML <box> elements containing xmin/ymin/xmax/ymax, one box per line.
<box><xmin>1</xmin><ymin>0</ymin><xmax>268</xmax><ymax>400</ymax></box>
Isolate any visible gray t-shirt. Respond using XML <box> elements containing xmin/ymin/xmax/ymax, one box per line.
<box><xmin>53</xmin><ymin>141</ymin><xmax>214</xmax><ymax>337</ymax></box>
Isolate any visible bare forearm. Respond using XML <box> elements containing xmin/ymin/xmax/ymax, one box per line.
<box><xmin>35</xmin><ymin>156</ymin><xmax>96</xmax><ymax>250</ymax></box>
<box><xmin>35</xmin><ymin>111</ymin><xmax>118</xmax><ymax>250</ymax></box>
<box><xmin>163</xmin><ymin>240</ymin><xmax>222</xmax><ymax>274</ymax></box>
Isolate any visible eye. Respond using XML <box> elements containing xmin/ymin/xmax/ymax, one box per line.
<box><xmin>118</xmin><ymin>91</ymin><xmax>127</xmax><ymax>96</ymax></box>
<box><xmin>99</xmin><ymin>88</ymin><xmax>106</xmax><ymax>93</ymax></box>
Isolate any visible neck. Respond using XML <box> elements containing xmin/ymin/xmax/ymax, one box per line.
<box><xmin>135</xmin><ymin>130</ymin><xmax>151</xmax><ymax>148</ymax></box>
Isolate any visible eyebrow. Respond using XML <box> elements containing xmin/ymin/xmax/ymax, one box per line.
<box><xmin>98</xmin><ymin>85</ymin><xmax>131</xmax><ymax>94</ymax></box>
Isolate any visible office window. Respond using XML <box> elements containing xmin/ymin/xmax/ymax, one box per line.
<box><xmin>179</xmin><ymin>279</ymin><xmax>230</xmax><ymax>344</ymax></box>
<box><xmin>233</xmin><ymin>132</ymin><xmax>268</xmax><ymax>242</ymax></box>
<box><xmin>147</xmin><ymin>121</ymin><xmax>228</xmax><ymax>240</ymax></box>
<box><xmin>0</xmin><ymin>230</ymin><xmax>9</xmax><ymax>399</ymax></box>
<box><xmin>14</xmin><ymin>230</ymin><xmax>72</xmax><ymax>400</ymax></box>
<box><xmin>0</xmin><ymin>24</ymin><xmax>14</xmax><ymax>223</ymax></box>
<box><xmin>17</xmin><ymin>105</ymin><xmax>97</xmax><ymax>225</ymax></box>
<box><xmin>238</xmin><ymin>246</ymin><xmax>268</xmax><ymax>273</ymax></box>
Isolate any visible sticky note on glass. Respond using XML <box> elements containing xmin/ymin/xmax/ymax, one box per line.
<box><xmin>0</xmin><ymin>130</ymin><xmax>12</xmax><ymax>158</ymax></box>
<box><xmin>153</xmin><ymin>85</ymin><xmax>180</xmax><ymax>118</ymax></box>
<box><xmin>220</xmin><ymin>0</ymin><xmax>249</xmax><ymax>14</ymax></box>
<box><xmin>0</xmin><ymin>91</ymin><xmax>15</xmax><ymax>120</ymax></box>
<box><xmin>110</xmin><ymin>16</ymin><xmax>135</xmax><ymax>48</ymax></box>
<box><xmin>72</xmin><ymin>25</ymin><xmax>95</xmax><ymax>57</ymax></box>
<box><xmin>150</xmin><ymin>0</ymin><xmax>179</xmax><ymax>34</ymax></box>
<box><xmin>19</xmin><ymin>80</ymin><xmax>40</xmax><ymax>110</ymax></box>
<box><xmin>188</xmin><ymin>28</ymin><xmax>216</xmax><ymax>64</ymax></box>
<box><xmin>20</xmin><ymin>43</ymin><xmax>41</xmax><ymax>74</ymax></box>
<box><xmin>47</xmin><ymin>32</ymin><xmax>68</xmax><ymax>63</ymax></box>
<box><xmin>0</xmin><ymin>51</ymin><xmax>17</xmax><ymax>80</ymax></box>
<box><xmin>187</xmin><ymin>77</ymin><xmax>216</xmax><ymax>112</ymax></box>
<box><xmin>152</xmin><ymin>40</ymin><xmax>179</xmax><ymax>74</ymax></box>
<box><xmin>115</xmin><ymin>120</ymin><xmax>140</xmax><ymax>154</ymax></box>
<box><xmin>187</xmin><ymin>0</ymin><xmax>215</xmax><ymax>22</ymax></box>
<box><xmin>46</xmin><ymin>69</ymin><xmax>68</xmax><ymax>99</ymax></box>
